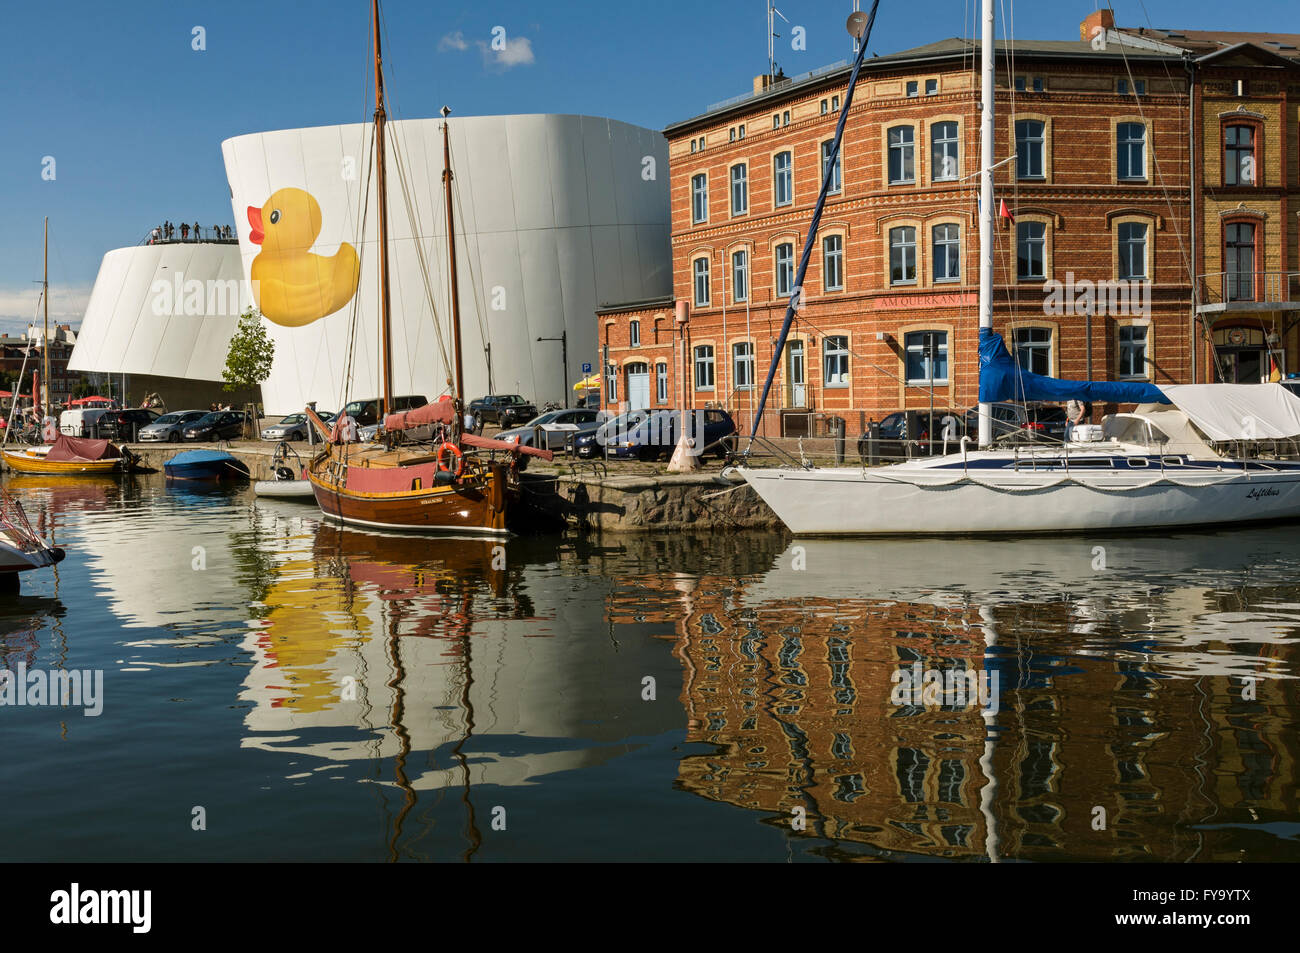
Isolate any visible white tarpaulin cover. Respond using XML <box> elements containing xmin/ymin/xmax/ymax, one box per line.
<box><xmin>1160</xmin><ymin>383</ymin><xmax>1300</xmax><ymax>441</ymax></box>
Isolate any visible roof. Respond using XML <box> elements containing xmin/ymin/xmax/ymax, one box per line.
<box><xmin>595</xmin><ymin>295</ymin><xmax>676</xmax><ymax>316</ymax></box>
<box><xmin>1116</xmin><ymin>27</ymin><xmax>1300</xmax><ymax>59</ymax></box>
<box><xmin>665</xmin><ymin>37</ymin><xmax>1182</xmax><ymax>133</ymax></box>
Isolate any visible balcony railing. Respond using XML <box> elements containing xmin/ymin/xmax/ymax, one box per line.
<box><xmin>1199</xmin><ymin>272</ymin><xmax>1300</xmax><ymax>308</ymax></box>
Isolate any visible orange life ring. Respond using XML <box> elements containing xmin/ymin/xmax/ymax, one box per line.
<box><xmin>436</xmin><ymin>441</ymin><xmax>464</xmax><ymax>479</ymax></box>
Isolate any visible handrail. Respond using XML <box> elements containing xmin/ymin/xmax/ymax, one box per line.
<box><xmin>1198</xmin><ymin>271</ymin><xmax>1300</xmax><ymax>305</ymax></box>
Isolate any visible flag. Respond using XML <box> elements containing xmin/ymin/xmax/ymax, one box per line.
<box><xmin>999</xmin><ymin>198</ymin><xmax>1014</xmax><ymax>222</ymax></box>
<box><xmin>1270</xmin><ymin>354</ymin><xmax>1282</xmax><ymax>382</ymax></box>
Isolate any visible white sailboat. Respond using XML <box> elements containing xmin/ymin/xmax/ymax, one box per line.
<box><xmin>740</xmin><ymin>0</ymin><xmax>1300</xmax><ymax>536</ymax></box>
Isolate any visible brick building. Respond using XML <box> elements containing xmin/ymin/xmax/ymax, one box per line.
<box><xmin>599</xmin><ymin>11</ymin><xmax>1300</xmax><ymax>440</ymax></box>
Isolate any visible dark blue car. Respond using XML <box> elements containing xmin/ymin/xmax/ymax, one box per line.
<box><xmin>607</xmin><ymin>408</ymin><xmax>736</xmax><ymax>462</ymax></box>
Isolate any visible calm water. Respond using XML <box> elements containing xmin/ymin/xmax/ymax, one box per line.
<box><xmin>2</xmin><ymin>472</ymin><xmax>1298</xmax><ymax>862</ymax></box>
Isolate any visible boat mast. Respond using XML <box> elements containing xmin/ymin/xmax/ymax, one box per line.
<box><xmin>372</xmin><ymin>0</ymin><xmax>394</xmax><ymax>420</ymax></box>
<box><xmin>42</xmin><ymin>217</ymin><xmax>50</xmax><ymax>420</ymax></box>
<box><xmin>977</xmin><ymin>0</ymin><xmax>994</xmax><ymax>448</ymax></box>
<box><xmin>441</xmin><ymin>106</ymin><xmax>466</xmax><ymax>430</ymax></box>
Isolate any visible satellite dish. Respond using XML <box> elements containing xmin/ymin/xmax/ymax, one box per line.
<box><xmin>846</xmin><ymin>11</ymin><xmax>869</xmax><ymax>38</ymax></box>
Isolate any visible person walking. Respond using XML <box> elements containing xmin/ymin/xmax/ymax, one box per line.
<box><xmin>180</xmin><ymin>222</ymin><xmax>189</xmax><ymax>241</ymax></box>
<box><xmin>193</xmin><ymin>221</ymin><xmax>202</xmax><ymax>241</ymax></box>
<box><xmin>151</xmin><ymin>226</ymin><xmax>161</xmax><ymax>244</ymax></box>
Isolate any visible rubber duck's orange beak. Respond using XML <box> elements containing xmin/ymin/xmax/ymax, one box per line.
<box><xmin>247</xmin><ymin>206</ymin><xmax>264</xmax><ymax>245</ymax></box>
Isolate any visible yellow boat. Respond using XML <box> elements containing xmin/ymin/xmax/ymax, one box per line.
<box><xmin>2</xmin><ymin>435</ymin><xmax>129</xmax><ymax>475</ymax></box>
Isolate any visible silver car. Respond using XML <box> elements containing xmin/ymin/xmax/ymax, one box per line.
<box><xmin>497</xmin><ymin>408</ymin><xmax>601</xmax><ymax>450</ymax></box>
<box><xmin>138</xmin><ymin>410</ymin><xmax>207</xmax><ymax>443</ymax></box>
<box><xmin>261</xmin><ymin>412</ymin><xmax>333</xmax><ymax>441</ymax></box>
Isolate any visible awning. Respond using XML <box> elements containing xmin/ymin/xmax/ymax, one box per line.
<box><xmin>1160</xmin><ymin>383</ymin><xmax>1300</xmax><ymax>441</ymax></box>
<box><xmin>574</xmin><ymin>374</ymin><xmax>601</xmax><ymax>391</ymax></box>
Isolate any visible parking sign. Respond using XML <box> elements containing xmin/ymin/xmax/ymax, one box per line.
<box><xmin>582</xmin><ymin>362</ymin><xmax>592</xmax><ymax>374</ymax></box>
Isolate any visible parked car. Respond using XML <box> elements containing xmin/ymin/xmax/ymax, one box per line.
<box><xmin>261</xmin><ymin>412</ymin><xmax>322</xmax><ymax>442</ymax></box>
<box><xmin>339</xmin><ymin>394</ymin><xmax>428</xmax><ymax>428</ymax></box>
<box><xmin>574</xmin><ymin>409</ymin><xmax>650</xmax><ymax>459</ymax></box>
<box><xmin>856</xmin><ymin>410</ymin><xmax>965</xmax><ymax>458</ymax></box>
<box><xmin>608</xmin><ymin>408</ymin><xmax>736</xmax><ymax>461</ymax></box>
<box><xmin>497</xmin><ymin>408</ymin><xmax>602</xmax><ymax>450</ymax></box>
<box><xmin>96</xmin><ymin>408</ymin><xmax>160</xmax><ymax>442</ymax></box>
<box><xmin>468</xmin><ymin>394</ymin><xmax>537</xmax><ymax>428</ymax></box>
<box><xmin>59</xmin><ymin>407</ymin><xmax>111</xmax><ymax>438</ymax></box>
<box><xmin>139</xmin><ymin>410</ymin><xmax>208</xmax><ymax>443</ymax></box>
<box><xmin>183</xmin><ymin>410</ymin><xmax>248</xmax><ymax>442</ymax></box>
<box><xmin>965</xmin><ymin>402</ymin><xmax>1069</xmax><ymax>443</ymax></box>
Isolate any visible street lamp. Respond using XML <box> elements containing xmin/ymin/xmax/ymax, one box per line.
<box><xmin>536</xmin><ymin>329</ymin><xmax>569</xmax><ymax>408</ymax></box>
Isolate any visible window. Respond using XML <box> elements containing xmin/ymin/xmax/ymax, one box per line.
<box><xmin>1118</xmin><ymin>326</ymin><xmax>1148</xmax><ymax>378</ymax></box>
<box><xmin>889</xmin><ymin>226</ymin><xmax>917</xmax><ymax>285</ymax></box>
<box><xmin>729</xmin><ymin>127</ymin><xmax>735</xmax><ymax>142</ymax></box>
<box><xmin>691</xmin><ymin>173</ymin><xmax>707</xmax><ymax>224</ymax></box>
<box><xmin>730</xmin><ymin>163</ymin><xmax>748</xmax><ymax>215</ymax></box>
<box><xmin>1033</xmin><ymin>77</ymin><xmax>1043</xmax><ymax>92</ymax></box>
<box><xmin>1225</xmin><ymin>222</ymin><xmax>1256</xmax><ymax>301</ymax></box>
<box><xmin>820</xmin><ymin>99</ymin><xmax>828</xmax><ymax>115</ymax></box>
<box><xmin>1118</xmin><ymin>78</ymin><xmax>1146</xmax><ymax>96</ymax></box>
<box><xmin>1225</xmin><ymin>125</ymin><xmax>1257</xmax><ymax>185</ymax></box>
<box><xmin>932</xmin><ymin>223</ymin><xmax>960</xmax><ymax>282</ymax></box>
<box><xmin>629</xmin><ymin>319</ymin><xmax>640</xmax><ymax>348</ymax></box>
<box><xmin>821</xmin><ymin>140</ymin><xmax>842</xmax><ymax>194</ymax></box>
<box><xmin>733</xmin><ymin>342</ymin><xmax>755</xmax><ymax>390</ymax></box>
<box><xmin>823</xmin><ymin>234</ymin><xmax>844</xmax><ymax>291</ymax></box>
<box><xmin>773</xmin><ymin>114</ymin><xmax>780</xmax><ymax>130</ymax></box>
<box><xmin>693</xmin><ymin>257</ymin><xmax>710</xmax><ymax>306</ymax></box>
<box><xmin>823</xmin><ymin>335</ymin><xmax>849</xmax><ymax>387</ymax></box>
<box><xmin>831</xmin><ymin>95</ymin><xmax>840</xmax><ymax>110</ymax></box>
<box><xmin>906</xmin><ymin>80</ymin><xmax>919</xmax><ymax>97</ymax></box>
<box><xmin>693</xmin><ymin>345</ymin><xmax>715</xmax><ymax>390</ymax></box>
<box><xmin>1017</xmin><ymin>221</ymin><xmax>1046</xmax><ymax>280</ymax></box>
<box><xmin>905</xmin><ymin>331</ymin><xmax>948</xmax><ymax>383</ymax></box>
<box><xmin>605</xmin><ymin>362</ymin><xmax>617</xmax><ymax>402</ymax></box>
<box><xmin>1016</xmin><ymin>120</ymin><xmax>1045</xmax><ymax>179</ymax></box>
<box><xmin>775</xmin><ymin>243</ymin><xmax>795</xmax><ymax>297</ymax></box>
<box><xmin>731</xmin><ymin>249</ymin><xmax>748</xmax><ymax>302</ymax></box>
<box><xmin>738</xmin><ymin>124</ymin><xmax>745</xmax><ymax>139</ymax></box>
<box><xmin>932</xmin><ymin>121</ymin><xmax>959</xmax><ymax>181</ymax></box>
<box><xmin>782</xmin><ymin>110</ymin><xmax>790</xmax><ymax>126</ymax></box>
<box><xmin>888</xmin><ymin>126</ymin><xmax>915</xmax><ymax>184</ymax></box>
<box><xmin>1117</xmin><ymin>122</ymin><xmax>1146</xmax><ymax>180</ymax></box>
<box><xmin>1015</xmin><ymin>77</ymin><xmax>1025</xmax><ymax>91</ymax></box>
<box><xmin>656</xmin><ymin>363</ymin><xmax>668</xmax><ymax>403</ymax></box>
<box><xmin>1016</xmin><ymin>76</ymin><xmax>1043</xmax><ymax>92</ymax></box>
<box><xmin>1118</xmin><ymin>222</ymin><xmax>1147</xmax><ymax>279</ymax></box>
<box><xmin>773</xmin><ymin>151</ymin><xmax>793</xmax><ymax>206</ymax></box>
<box><xmin>1012</xmin><ymin>327</ymin><xmax>1052</xmax><ymax>375</ymax></box>
<box><xmin>925</xmin><ymin>78</ymin><xmax>938</xmax><ymax>95</ymax></box>
<box><xmin>690</xmin><ymin>140</ymin><xmax>697</xmax><ymax>154</ymax></box>
<box><xmin>697</xmin><ymin>136</ymin><xmax>704</xmax><ymax>150</ymax></box>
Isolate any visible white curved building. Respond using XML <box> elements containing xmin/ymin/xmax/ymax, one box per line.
<box><xmin>221</xmin><ymin>113</ymin><xmax>670</xmax><ymax>413</ymax></box>
<box><xmin>67</xmin><ymin>240</ymin><xmax>258</xmax><ymax>407</ymax></box>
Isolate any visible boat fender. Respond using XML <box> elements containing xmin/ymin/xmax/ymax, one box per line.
<box><xmin>436</xmin><ymin>441</ymin><xmax>464</xmax><ymax>479</ymax></box>
<box><xmin>42</xmin><ymin>417</ymin><xmax>59</xmax><ymax>442</ymax></box>
<box><xmin>50</xmin><ymin>547</ymin><xmax>66</xmax><ymax>564</ymax></box>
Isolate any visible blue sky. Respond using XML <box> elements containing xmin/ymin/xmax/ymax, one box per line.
<box><xmin>0</xmin><ymin>0</ymin><xmax>1294</xmax><ymax>332</ymax></box>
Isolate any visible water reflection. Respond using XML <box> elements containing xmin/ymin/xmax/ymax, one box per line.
<box><xmin>643</xmin><ymin>532</ymin><xmax>1300</xmax><ymax>861</ymax></box>
<box><xmin>4</xmin><ymin>473</ymin><xmax>1298</xmax><ymax>861</ymax></box>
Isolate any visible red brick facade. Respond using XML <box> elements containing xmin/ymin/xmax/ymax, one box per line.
<box><xmin>597</xmin><ymin>18</ymin><xmax>1300</xmax><ymax>439</ymax></box>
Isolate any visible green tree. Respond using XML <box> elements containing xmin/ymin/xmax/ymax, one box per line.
<box><xmin>222</xmin><ymin>308</ymin><xmax>276</xmax><ymax>437</ymax></box>
<box><xmin>223</xmin><ymin>307</ymin><xmax>275</xmax><ymax>392</ymax></box>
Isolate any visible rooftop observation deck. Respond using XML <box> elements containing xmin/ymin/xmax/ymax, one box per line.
<box><xmin>139</xmin><ymin>225</ymin><xmax>238</xmax><ymax>245</ymax></box>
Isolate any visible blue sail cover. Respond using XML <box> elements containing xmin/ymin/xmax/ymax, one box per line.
<box><xmin>978</xmin><ymin>328</ymin><xmax>1169</xmax><ymax>404</ymax></box>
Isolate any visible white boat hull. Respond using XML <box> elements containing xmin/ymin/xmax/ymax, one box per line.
<box><xmin>254</xmin><ymin>479</ymin><xmax>315</xmax><ymax>499</ymax></box>
<box><xmin>742</xmin><ymin>457</ymin><xmax>1300</xmax><ymax>535</ymax></box>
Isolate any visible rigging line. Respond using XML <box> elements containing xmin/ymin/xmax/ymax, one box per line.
<box><xmin>448</xmin><ymin>138</ymin><xmax>492</xmax><ymax>356</ymax></box>
<box><xmin>338</xmin><ymin>123</ymin><xmax>377</xmax><ymax>423</ymax></box>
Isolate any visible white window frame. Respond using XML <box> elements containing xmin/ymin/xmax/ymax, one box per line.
<box><xmin>691</xmin><ymin>173</ymin><xmax>708</xmax><ymax>224</ymax></box>
<box><xmin>693</xmin><ymin>257</ymin><xmax>710</xmax><ymax>306</ymax></box>
<box><xmin>823</xmin><ymin>234</ymin><xmax>844</xmax><ymax>292</ymax></box>
<box><xmin>823</xmin><ymin>334</ymin><xmax>849</xmax><ymax>387</ymax></box>
<box><xmin>693</xmin><ymin>345</ymin><xmax>716</xmax><ymax>391</ymax></box>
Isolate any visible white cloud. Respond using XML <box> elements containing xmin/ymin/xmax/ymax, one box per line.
<box><xmin>438</xmin><ymin>31</ymin><xmax>469</xmax><ymax>52</ymax></box>
<box><xmin>0</xmin><ymin>284</ymin><xmax>91</xmax><ymax>334</ymax></box>
<box><xmin>477</xmin><ymin>35</ymin><xmax>535</xmax><ymax>70</ymax></box>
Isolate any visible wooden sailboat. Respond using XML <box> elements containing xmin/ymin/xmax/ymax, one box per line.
<box><xmin>306</xmin><ymin>1</ymin><xmax>550</xmax><ymax>535</ymax></box>
<box><xmin>2</xmin><ymin>218</ymin><xmax>133</xmax><ymax>475</ymax></box>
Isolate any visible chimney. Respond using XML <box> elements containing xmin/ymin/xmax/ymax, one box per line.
<box><xmin>1080</xmin><ymin>9</ymin><xmax>1114</xmax><ymax>43</ymax></box>
<box><xmin>753</xmin><ymin>75</ymin><xmax>772</xmax><ymax>95</ymax></box>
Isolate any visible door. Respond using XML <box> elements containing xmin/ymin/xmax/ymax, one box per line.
<box><xmin>627</xmin><ymin>363</ymin><xmax>650</xmax><ymax>411</ymax></box>
<box><xmin>786</xmin><ymin>342</ymin><xmax>806</xmax><ymax>407</ymax></box>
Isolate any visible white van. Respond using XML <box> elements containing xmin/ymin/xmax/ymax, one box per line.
<box><xmin>59</xmin><ymin>408</ymin><xmax>110</xmax><ymax>438</ymax></box>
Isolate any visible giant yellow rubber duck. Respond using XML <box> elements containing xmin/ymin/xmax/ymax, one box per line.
<box><xmin>247</xmin><ymin>187</ymin><xmax>360</xmax><ymax>327</ymax></box>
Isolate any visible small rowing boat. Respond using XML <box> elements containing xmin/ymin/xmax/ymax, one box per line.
<box><xmin>164</xmin><ymin>449</ymin><xmax>251</xmax><ymax>481</ymax></box>
<box><xmin>2</xmin><ymin>434</ymin><xmax>128</xmax><ymax>474</ymax></box>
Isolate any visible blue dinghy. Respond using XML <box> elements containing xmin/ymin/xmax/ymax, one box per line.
<box><xmin>164</xmin><ymin>449</ymin><xmax>251</xmax><ymax>482</ymax></box>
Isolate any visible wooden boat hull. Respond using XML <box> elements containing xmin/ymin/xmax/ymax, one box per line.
<box><xmin>308</xmin><ymin>460</ymin><xmax>511</xmax><ymax>535</ymax></box>
<box><xmin>2</xmin><ymin>449</ymin><xmax>123</xmax><ymax>474</ymax></box>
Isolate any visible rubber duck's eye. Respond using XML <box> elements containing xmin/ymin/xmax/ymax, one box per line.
<box><xmin>269</xmin><ymin>209</ymin><xmax>281</xmax><ymax>224</ymax></box>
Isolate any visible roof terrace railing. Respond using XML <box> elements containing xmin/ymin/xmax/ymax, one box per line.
<box><xmin>703</xmin><ymin>60</ymin><xmax>850</xmax><ymax>116</ymax></box>
<box><xmin>1198</xmin><ymin>271</ymin><xmax>1300</xmax><ymax>306</ymax></box>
